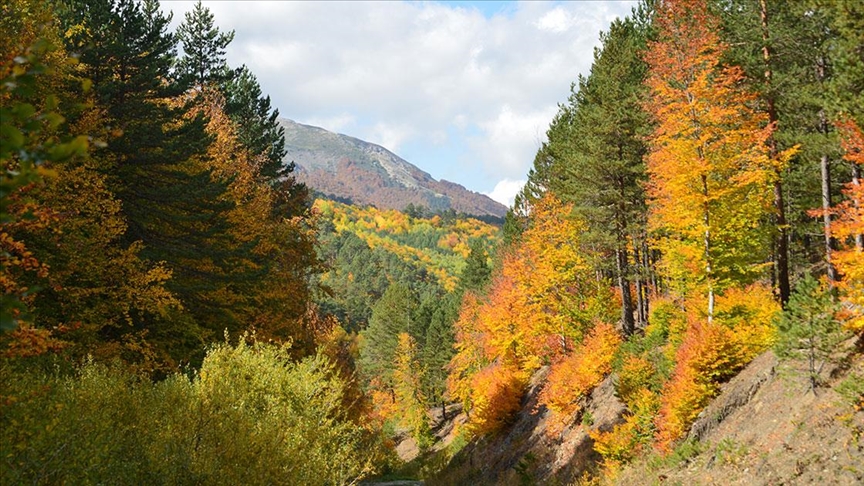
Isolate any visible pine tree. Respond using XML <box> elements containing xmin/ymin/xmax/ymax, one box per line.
<box><xmin>358</xmin><ymin>284</ymin><xmax>418</xmax><ymax>394</ymax></box>
<box><xmin>775</xmin><ymin>274</ymin><xmax>848</xmax><ymax>391</ymax></box>
<box><xmin>175</xmin><ymin>0</ymin><xmax>234</xmax><ymax>89</ymax></box>
<box><xmin>458</xmin><ymin>239</ymin><xmax>491</xmax><ymax>293</ymax></box>
<box><xmin>421</xmin><ymin>294</ymin><xmax>459</xmax><ymax>419</ymax></box>
<box><xmin>60</xmin><ymin>0</ymin><xmax>251</xmax><ymax>363</ymax></box>
<box><xmin>557</xmin><ymin>14</ymin><xmax>651</xmax><ymax>335</ymax></box>
<box><xmin>222</xmin><ymin>65</ymin><xmax>288</xmax><ymax>182</ymax></box>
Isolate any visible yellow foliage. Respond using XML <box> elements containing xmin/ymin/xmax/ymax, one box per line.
<box><xmin>591</xmin><ymin>389</ymin><xmax>660</xmax><ymax>467</ymax></box>
<box><xmin>466</xmin><ymin>363</ymin><xmax>527</xmax><ymax>436</ymax></box>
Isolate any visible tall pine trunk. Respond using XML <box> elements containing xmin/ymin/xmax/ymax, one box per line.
<box><xmin>817</xmin><ymin>55</ymin><xmax>839</xmax><ymax>285</ymax></box>
<box><xmin>616</xmin><ymin>246</ymin><xmax>636</xmax><ymax>336</ymax></box>
<box><xmin>760</xmin><ymin>0</ymin><xmax>790</xmax><ymax>305</ymax></box>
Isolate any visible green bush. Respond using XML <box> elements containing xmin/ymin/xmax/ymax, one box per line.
<box><xmin>1</xmin><ymin>340</ymin><xmax>389</xmax><ymax>485</ymax></box>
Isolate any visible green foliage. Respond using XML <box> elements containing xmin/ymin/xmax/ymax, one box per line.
<box><xmin>175</xmin><ymin>0</ymin><xmax>235</xmax><ymax>88</ymax></box>
<box><xmin>836</xmin><ymin>371</ymin><xmax>864</xmax><ymax>410</ymax></box>
<box><xmin>313</xmin><ymin>198</ymin><xmax>499</xmax><ymax>330</ymax></box>
<box><xmin>0</xmin><ymin>339</ymin><xmax>388</xmax><ymax>485</ymax></box>
<box><xmin>774</xmin><ymin>274</ymin><xmax>850</xmax><ymax>391</ymax></box>
<box><xmin>358</xmin><ymin>284</ymin><xmax>417</xmax><ymax>391</ymax></box>
<box><xmin>458</xmin><ymin>239</ymin><xmax>492</xmax><ymax>293</ymax></box>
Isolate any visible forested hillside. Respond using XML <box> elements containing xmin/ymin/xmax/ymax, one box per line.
<box><xmin>312</xmin><ymin>198</ymin><xmax>499</xmax><ymax>329</ymax></box>
<box><xmin>435</xmin><ymin>0</ymin><xmax>862</xmax><ymax>483</ymax></box>
<box><xmin>2</xmin><ymin>0</ymin><xmax>862</xmax><ymax>485</ymax></box>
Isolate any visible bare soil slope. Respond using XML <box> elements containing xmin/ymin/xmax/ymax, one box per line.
<box><xmin>615</xmin><ymin>349</ymin><xmax>863</xmax><ymax>486</ymax></box>
<box><xmin>420</xmin><ymin>345</ymin><xmax>862</xmax><ymax>485</ymax></box>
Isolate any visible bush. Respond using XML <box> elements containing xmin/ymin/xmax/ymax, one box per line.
<box><xmin>466</xmin><ymin>363</ymin><xmax>527</xmax><ymax>436</ymax></box>
<box><xmin>538</xmin><ymin>322</ymin><xmax>621</xmax><ymax>434</ymax></box>
<box><xmin>0</xmin><ymin>340</ymin><xmax>388</xmax><ymax>485</ymax></box>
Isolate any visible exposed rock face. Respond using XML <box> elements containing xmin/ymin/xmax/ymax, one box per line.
<box><xmin>279</xmin><ymin>119</ymin><xmax>507</xmax><ymax>218</ymax></box>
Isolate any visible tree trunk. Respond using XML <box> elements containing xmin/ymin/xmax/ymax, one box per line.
<box><xmin>616</xmin><ymin>246</ymin><xmax>636</xmax><ymax>336</ymax></box>
<box><xmin>702</xmin><ymin>172</ymin><xmax>714</xmax><ymax>323</ymax></box>
<box><xmin>634</xmin><ymin>243</ymin><xmax>646</xmax><ymax>328</ymax></box>
<box><xmin>760</xmin><ymin>0</ymin><xmax>790</xmax><ymax>306</ymax></box>
<box><xmin>817</xmin><ymin>56</ymin><xmax>839</xmax><ymax>285</ymax></box>
<box><xmin>854</xmin><ymin>163</ymin><xmax>863</xmax><ymax>251</ymax></box>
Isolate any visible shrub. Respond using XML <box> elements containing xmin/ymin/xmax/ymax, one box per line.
<box><xmin>774</xmin><ymin>274</ymin><xmax>850</xmax><ymax>392</ymax></box>
<box><xmin>467</xmin><ymin>362</ymin><xmax>527</xmax><ymax>436</ymax></box>
<box><xmin>0</xmin><ymin>340</ymin><xmax>387</xmax><ymax>485</ymax></box>
<box><xmin>538</xmin><ymin>322</ymin><xmax>621</xmax><ymax>434</ymax></box>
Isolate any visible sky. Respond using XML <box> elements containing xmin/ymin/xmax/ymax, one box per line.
<box><xmin>160</xmin><ymin>1</ymin><xmax>638</xmax><ymax>207</ymax></box>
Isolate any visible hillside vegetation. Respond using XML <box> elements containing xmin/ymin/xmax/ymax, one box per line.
<box><xmin>2</xmin><ymin>0</ymin><xmax>862</xmax><ymax>485</ymax></box>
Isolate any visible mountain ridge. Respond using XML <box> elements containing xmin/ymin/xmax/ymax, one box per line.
<box><xmin>279</xmin><ymin>118</ymin><xmax>508</xmax><ymax>218</ymax></box>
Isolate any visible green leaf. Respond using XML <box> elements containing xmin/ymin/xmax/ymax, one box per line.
<box><xmin>1</xmin><ymin>124</ymin><xmax>25</xmax><ymax>151</ymax></box>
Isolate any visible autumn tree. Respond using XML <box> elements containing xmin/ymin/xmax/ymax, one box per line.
<box><xmin>393</xmin><ymin>333</ymin><xmax>433</xmax><ymax>448</ymax></box>
<box><xmin>831</xmin><ymin>119</ymin><xmax>864</xmax><ymax>333</ymax></box>
<box><xmin>643</xmin><ymin>0</ymin><xmax>791</xmax><ymax>319</ymax></box>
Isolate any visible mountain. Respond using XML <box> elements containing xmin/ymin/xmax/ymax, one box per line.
<box><xmin>279</xmin><ymin>119</ymin><xmax>508</xmax><ymax>219</ymax></box>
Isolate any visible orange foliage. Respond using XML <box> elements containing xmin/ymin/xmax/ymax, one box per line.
<box><xmin>466</xmin><ymin>362</ymin><xmax>527</xmax><ymax>436</ymax></box>
<box><xmin>538</xmin><ymin>322</ymin><xmax>621</xmax><ymax>434</ymax></box>
<box><xmin>643</xmin><ymin>0</ymin><xmax>791</xmax><ymax>303</ymax></box>
<box><xmin>832</xmin><ymin>118</ymin><xmax>864</xmax><ymax>333</ymax></box>
<box><xmin>2</xmin><ymin>325</ymin><xmax>66</xmax><ymax>358</ymax></box>
<box><xmin>447</xmin><ymin>292</ymin><xmax>490</xmax><ymax>409</ymax></box>
<box><xmin>649</xmin><ymin>284</ymin><xmax>776</xmax><ymax>450</ymax></box>
<box><xmin>655</xmin><ymin>320</ymin><xmax>745</xmax><ymax>450</ymax></box>
<box><xmin>447</xmin><ymin>194</ymin><xmax>614</xmax><ymax>438</ymax></box>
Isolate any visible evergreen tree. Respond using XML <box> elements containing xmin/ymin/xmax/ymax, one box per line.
<box><xmin>358</xmin><ymin>284</ymin><xmax>418</xmax><ymax>393</ymax></box>
<box><xmin>60</xmin><ymin>0</ymin><xmax>252</xmax><ymax>363</ymax></box>
<box><xmin>222</xmin><ymin>65</ymin><xmax>288</xmax><ymax>182</ymax></box>
<box><xmin>458</xmin><ymin>239</ymin><xmax>492</xmax><ymax>293</ymax></box>
<box><xmin>421</xmin><ymin>294</ymin><xmax>460</xmax><ymax>419</ymax></box>
<box><xmin>557</xmin><ymin>14</ymin><xmax>651</xmax><ymax>335</ymax></box>
<box><xmin>775</xmin><ymin>274</ymin><xmax>848</xmax><ymax>391</ymax></box>
<box><xmin>175</xmin><ymin>0</ymin><xmax>234</xmax><ymax>89</ymax></box>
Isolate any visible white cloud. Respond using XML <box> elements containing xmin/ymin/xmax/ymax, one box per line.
<box><xmin>470</xmin><ymin>104</ymin><xmax>560</xmax><ymax>180</ymax></box>
<box><xmin>485</xmin><ymin>179</ymin><xmax>526</xmax><ymax>207</ymax></box>
<box><xmin>535</xmin><ymin>7</ymin><xmax>572</xmax><ymax>33</ymax></box>
<box><xmin>368</xmin><ymin>122</ymin><xmax>414</xmax><ymax>154</ymax></box>
<box><xmin>303</xmin><ymin>113</ymin><xmax>357</xmax><ymax>134</ymax></box>
<box><xmin>162</xmin><ymin>1</ymin><xmax>637</xmax><ymax>192</ymax></box>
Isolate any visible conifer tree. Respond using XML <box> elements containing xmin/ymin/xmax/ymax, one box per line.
<box><xmin>558</xmin><ymin>15</ymin><xmax>651</xmax><ymax>335</ymax></box>
<box><xmin>60</xmin><ymin>0</ymin><xmax>251</xmax><ymax>362</ymax></box>
<box><xmin>458</xmin><ymin>239</ymin><xmax>492</xmax><ymax>293</ymax></box>
<box><xmin>223</xmin><ymin>65</ymin><xmax>289</xmax><ymax>183</ymax></box>
<box><xmin>358</xmin><ymin>284</ymin><xmax>418</xmax><ymax>395</ymax></box>
<box><xmin>175</xmin><ymin>0</ymin><xmax>234</xmax><ymax>89</ymax></box>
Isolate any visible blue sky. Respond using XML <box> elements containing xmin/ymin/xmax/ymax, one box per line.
<box><xmin>162</xmin><ymin>1</ymin><xmax>638</xmax><ymax>206</ymax></box>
